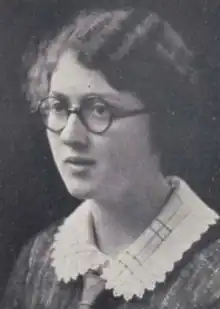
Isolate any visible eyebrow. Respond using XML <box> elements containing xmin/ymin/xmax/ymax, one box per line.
<box><xmin>49</xmin><ymin>91</ymin><xmax>70</xmax><ymax>103</ymax></box>
<box><xmin>49</xmin><ymin>90</ymin><xmax>119</xmax><ymax>104</ymax></box>
<box><xmin>49</xmin><ymin>90</ymin><xmax>139</xmax><ymax>109</ymax></box>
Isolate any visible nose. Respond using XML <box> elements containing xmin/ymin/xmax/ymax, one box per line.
<box><xmin>59</xmin><ymin>113</ymin><xmax>89</xmax><ymax>148</ymax></box>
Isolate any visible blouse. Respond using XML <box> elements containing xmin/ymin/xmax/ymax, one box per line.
<box><xmin>1</xmin><ymin>176</ymin><xmax>220</xmax><ymax>309</ymax></box>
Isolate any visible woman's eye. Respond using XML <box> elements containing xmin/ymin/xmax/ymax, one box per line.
<box><xmin>48</xmin><ymin>99</ymin><xmax>66</xmax><ymax>112</ymax></box>
<box><xmin>92</xmin><ymin>103</ymin><xmax>108</xmax><ymax>116</ymax></box>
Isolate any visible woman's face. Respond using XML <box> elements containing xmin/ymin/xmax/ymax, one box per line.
<box><xmin>47</xmin><ymin>50</ymin><xmax>159</xmax><ymax>201</ymax></box>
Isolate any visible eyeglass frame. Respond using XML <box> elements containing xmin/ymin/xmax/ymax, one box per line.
<box><xmin>37</xmin><ymin>94</ymin><xmax>150</xmax><ymax>135</ymax></box>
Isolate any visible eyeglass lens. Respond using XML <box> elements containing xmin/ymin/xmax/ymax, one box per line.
<box><xmin>39</xmin><ymin>96</ymin><xmax>112</xmax><ymax>133</ymax></box>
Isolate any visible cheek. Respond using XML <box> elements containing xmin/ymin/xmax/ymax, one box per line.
<box><xmin>46</xmin><ymin>131</ymin><xmax>63</xmax><ymax>167</ymax></box>
<box><xmin>96</xmin><ymin>117</ymin><xmax>153</xmax><ymax>175</ymax></box>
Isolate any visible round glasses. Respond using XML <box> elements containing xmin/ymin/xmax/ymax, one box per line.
<box><xmin>38</xmin><ymin>94</ymin><xmax>149</xmax><ymax>134</ymax></box>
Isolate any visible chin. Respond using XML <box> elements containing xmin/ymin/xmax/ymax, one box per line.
<box><xmin>63</xmin><ymin>177</ymin><xmax>95</xmax><ymax>200</ymax></box>
<box><xmin>57</xmin><ymin>165</ymin><xmax>95</xmax><ymax>199</ymax></box>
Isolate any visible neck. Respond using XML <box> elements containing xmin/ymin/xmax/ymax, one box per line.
<box><xmin>90</xmin><ymin>174</ymin><xmax>171</xmax><ymax>257</ymax></box>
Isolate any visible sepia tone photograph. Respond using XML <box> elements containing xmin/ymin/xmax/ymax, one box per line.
<box><xmin>0</xmin><ymin>0</ymin><xmax>220</xmax><ymax>308</ymax></box>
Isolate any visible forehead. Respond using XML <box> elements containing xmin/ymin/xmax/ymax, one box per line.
<box><xmin>50</xmin><ymin>50</ymin><xmax>118</xmax><ymax>96</ymax></box>
<box><xmin>50</xmin><ymin>50</ymin><xmax>143</xmax><ymax>108</ymax></box>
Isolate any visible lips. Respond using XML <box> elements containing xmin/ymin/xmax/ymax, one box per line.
<box><xmin>65</xmin><ymin>157</ymin><xmax>96</xmax><ymax>166</ymax></box>
<box><xmin>64</xmin><ymin>157</ymin><xmax>96</xmax><ymax>175</ymax></box>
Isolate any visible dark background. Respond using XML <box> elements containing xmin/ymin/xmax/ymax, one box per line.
<box><xmin>0</xmin><ymin>0</ymin><xmax>219</xmax><ymax>298</ymax></box>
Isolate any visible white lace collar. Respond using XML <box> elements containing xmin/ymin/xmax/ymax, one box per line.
<box><xmin>51</xmin><ymin>177</ymin><xmax>219</xmax><ymax>301</ymax></box>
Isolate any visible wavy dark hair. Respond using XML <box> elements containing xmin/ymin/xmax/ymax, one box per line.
<box><xmin>23</xmin><ymin>7</ymin><xmax>204</xmax><ymax>175</ymax></box>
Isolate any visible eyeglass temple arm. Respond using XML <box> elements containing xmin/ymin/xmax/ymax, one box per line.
<box><xmin>114</xmin><ymin>108</ymin><xmax>149</xmax><ymax>118</ymax></box>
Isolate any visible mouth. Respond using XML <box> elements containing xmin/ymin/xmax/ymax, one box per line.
<box><xmin>65</xmin><ymin>157</ymin><xmax>96</xmax><ymax>173</ymax></box>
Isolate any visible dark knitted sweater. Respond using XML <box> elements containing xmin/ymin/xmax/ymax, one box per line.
<box><xmin>1</xmin><ymin>219</ymin><xmax>220</xmax><ymax>309</ymax></box>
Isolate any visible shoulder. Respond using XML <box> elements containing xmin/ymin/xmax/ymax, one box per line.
<box><xmin>184</xmin><ymin>219</ymin><xmax>220</xmax><ymax>267</ymax></box>
<box><xmin>25</xmin><ymin>201</ymin><xmax>89</xmax><ymax>270</ymax></box>
<box><xmin>27</xmin><ymin>218</ymin><xmax>64</xmax><ymax>268</ymax></box>
<box><xmin>28</xmin><ymin>201</ymin><xmax>89</xmax><ymax>267</ymax></box>
<box><xmin>8</xmin><ymin>219</ymin><xmax>63</xmax><ymax>275</ymax></box>
<box><xmin>171</xmin><ymin>221</ymin><xmax>220</xmax><ymax>307</ymax></box>
<box><xmin>0</xmin><ymin>219</ymin><xmax>65</xmax><ymax>309</ymax></box>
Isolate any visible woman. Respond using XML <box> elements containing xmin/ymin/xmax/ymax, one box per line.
<box><xmin>1</xmin><ymin>6</ymin><xmax>220</xmax><ymax>309</ymax></box>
